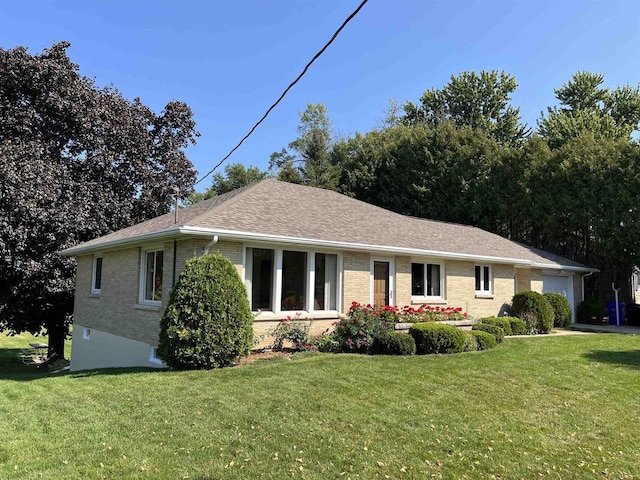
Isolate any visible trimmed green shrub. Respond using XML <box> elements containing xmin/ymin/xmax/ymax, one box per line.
<box><xmin>472</xmin><ymin>323</ymin><xmax>505</xmax><ymax>343</ymax></box>
<box><xmin>577</xmin><ymin>297</ymin><xmax>606</xmax><ymax>324</ymax></box>
<box><xmin>471</xmin><ymin>330</ymin><xmax>497</xmax><ymax>350</ymax></box>
<box><xmin>409</xmin><ymin>323</ymin><xmax>465</xmax><ymax>355</ymax></box>
<box><xmin>511</xmin><ymin>291</ymin><xmax>555</xmax><ymax>334</ymax></box>
<box><xmin>463</xmin><ymin>331</ymin><xmax>479</xmax><ymax>352</ymax></box>
<box><xmin>544</xmin><ymin>292</ymin><xmax>572</xmax><ymax>327</ymax></box>
<box><xmin>480</xmin><ymin>317</ymin><xmax>513</xmax><ymax>336</ymax></box>
<box><xmin>158</xmin><ymin>254</ymin><xmax>253</xmax><ymax>369</ymax></box>
<box><xmin>507</xmin><ymin>317</ymin><xmax>527</xmax><ymax>335</ymax></box>
<box><xmin>370</xmin><ymin>331</ymin><xmax>416</xmax><ymax>356</ymax></box>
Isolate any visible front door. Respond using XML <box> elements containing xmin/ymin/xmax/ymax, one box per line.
<box><xmin>373</xmin><ymin>261</ymin><xmax>390</xmax><ymax>306</ymax></box>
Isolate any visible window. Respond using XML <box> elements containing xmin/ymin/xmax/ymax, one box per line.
<box><xmin>475</xmin><ymin>265</ymin><xmax>491</xmax><ymax>294</ymax></box>
<box><xmin>249</xmin><ymin>248</ymin><xmax>274</xmax><ymax>311</ymax></box>
<box><xmin>91</xmin><ymin>256</ymin><xmax>103</xmax><ymax>294</ymax></box>
<box><xmin>411</xmin><ymin>262</ymin><xmax>443</xmax><ymax>299</ymax></box>
<box><xmin>281</xmin><ymin>250</ymin><xmax>307</xmax><ymax>310</ymax></box>
<box><xmin>246</xmin><ymin>247</ymin><xmax>339</xmax><ymax>313</ymax></box>
<box><xmin>141</xmin><ymin>249</ymin><xmax>164</xmax><ymax>303</ymax></box>
<box><xmin>149</xmin><ymin>346</ymin><xmax>163</xmax><ymax>365</ymax></box>
<box><xmin>82</xmin><ymin>328</ymin><xmax>91</xmax><ymax>340</ymax></box>
<box><xmin>314</xmin><ymin>253</ymin><xmax>337</xmax><ymax>310</ymax></box>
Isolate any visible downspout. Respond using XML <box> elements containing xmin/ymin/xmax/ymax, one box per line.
<box><xmin>172</xmin><ymin>239</ymin><xmax>177</xmax><ymax>287</ymax></box>
<box><xmin>203</xmin><ymin>235</ymin><xmax>219</xmax><ymax>255</ymax></box>
<box><xmin>581</xmin><ymin>271</ymin><xmax>594</xmax><ymax>301</ymax></box>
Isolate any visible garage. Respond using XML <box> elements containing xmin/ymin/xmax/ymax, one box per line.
<box><xmin>542</xmin><ymin>274</ymin><xmax>574</xmax><ymax>323</ymax></box>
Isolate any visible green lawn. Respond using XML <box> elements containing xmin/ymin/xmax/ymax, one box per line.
<box><xmin>1</xmin><ymin>332</ymin><xmax>639</xmax><ymax>479</ymax></box>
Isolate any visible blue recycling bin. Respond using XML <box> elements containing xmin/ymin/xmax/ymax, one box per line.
<box><xmin>607</xmin><ymin>302</ymin><xmax>626</xmax><ymax>326</ymax></box>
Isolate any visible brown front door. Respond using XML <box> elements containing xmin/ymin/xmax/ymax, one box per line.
<box><xmin>373</xmin><ymin>261</ymin><xmax>390</xmax><ymax>306</ymax></box>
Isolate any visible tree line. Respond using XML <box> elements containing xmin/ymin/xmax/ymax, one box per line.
<box><xmin>202</xmin><ymin>71</ymin><xmax>640</xmax><ymax>304</ymax></box>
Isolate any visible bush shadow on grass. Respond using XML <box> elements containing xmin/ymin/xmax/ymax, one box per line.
<box><xmin>0</xmin><ymin>346</ymin><xmax>168</xmax><ymax>381</ymax></box>
<box><xmin>583</xmin><ymin>349</ymin><xmax>640</xmax><ymax>369</ymax></box>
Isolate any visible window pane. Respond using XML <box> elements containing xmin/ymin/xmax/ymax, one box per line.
<box><xmin>483</xmin><ymin>266</ymin><xmax>490</xmax><ymax>292</ymax></box>
<box><xmin>154</xmin><ymin>251</ymin><xmax>163</xmax><ymax>301</ymax></box>
<box><xmin>145</xmin><ymin>252</ymin><xmax>155</xmax><ymax>301</ymax></box>
<box><xmin>251</xmin><ymin>248</ymin><xmax>274</xmax><ymax>311</ymax></box>
<box><xmin>427</xmin><ymin>264</ymin><xmax>441</xmax><ymax>296</ymax></box>
<box><xmin>475</xmin><ymin>266</ymin><xmax>481</xmax><ymax>291</ymax></box>
<box><xmin>411</xmin><ymin>263</ymin><xmax>424</xmax><ymax>296</ymax></box>
<box><xmin>281</xmin><ymin>250</ymin><xmax>307</xmax><ymax>310</ymax></box>
<box><xmin>314</xmin><ymin>253</ymin><xmax>337</xmax><ymax>310</ymax></box>
<box><xmin>94</xmin><ymin>257</ymin><xmax>102</xmax><ymax>290</ymax></box>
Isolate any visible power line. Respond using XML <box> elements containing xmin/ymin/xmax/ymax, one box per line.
<box><xmin>194</xmin><ymin>0</ymin><xmax>369</xmax><ymax>186</ymax></box>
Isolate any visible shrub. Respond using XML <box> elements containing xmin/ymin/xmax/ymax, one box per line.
<box><xmin>409</xmin><ymin>323</ymin><xmax>465</xmax><ymax>355</ymax></box>
<box><xmin>544</xmin><ymin>292</ymin><xmax>572</xmax><ymax>327</ymax></box>
<box><xmin>313</xmin><ymin>329</ymin><xmax>340</xmax><ymax>353</ymax></box>
<box><xmin>266</xmin><ymin>316</ymin><xmax>316</xmax><ymax>351</ymax></box>
<box><xmin>333</xmin><ymin>303</ymin><xmax>395</xmax><ymax>353</ymax></box>
<box><xmin>506</xmin><ymin>317</ymin><xmax>527</xmax><ymax>335</ymax></box>
<box><xmin>370</xmin><ymin>331</ymin><xmax>416</xmax><ymax>356</ymax></box>
<box><xmin>471</xmin><ymin>330</ymin><xmax>497</xmax><ymax>350</ymax></box>
<box><xmin>577</xmin><ymin>297</ymin><xmax>606</xmax><ymax>324</ymax></box>
<box><xmin>158</xmin><ymin>254</ymin><xmax>253</xmax><ymax>369</ymax></box>
<box><xmin>400</xmin><ymin>305</ymin><xmax>469</xmax><ymax>323</ymax></box>
<box><xmin>472</xmin><ymin>323</ymin><xmax>505</xmax><ymax>343</ymax></box>
<box><xmin>463</xmin><ymin>331</ymin><xmax>479</xmax><ymax>352</ymax></box>
<box><xmin>510</xmin><ymin>291</ymin><xmax>555</xmax><ymax>334</ymax></box>
<box><xmin>479</xmin><ymin>317</ymin><xmax>513</xmax><ymax>336</ymax></box>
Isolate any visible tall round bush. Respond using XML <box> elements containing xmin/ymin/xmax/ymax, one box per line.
<box><xmin>158</xmin><ymin>254</ymin><xmax>253</xmax><ymax>369</ymax></box>
<box><xmin>510</xmin><ymin>291</ymin><xmax>555</xmax><ymax>334</ymax></box>
<box><xmin>544</xmin><ymin>292</ymin><xmax>572</xmax><ymax>327</ymax></box>
<box><xmin>409</xmin><ymin>323</ymin><xmax>465</xmax><ymax>354</ymax></box>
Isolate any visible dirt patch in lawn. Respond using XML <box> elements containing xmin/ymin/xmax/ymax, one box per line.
<box><xmin>237</xmin><ymin>349</ymin><xmax>294</xmax><ymax>366</ymax></box>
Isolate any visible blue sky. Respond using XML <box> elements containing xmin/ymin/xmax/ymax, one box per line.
<box><xmin>2</xmin><ymin>1</ymin><xmax>639</xmax><ymax>190</ymax></box>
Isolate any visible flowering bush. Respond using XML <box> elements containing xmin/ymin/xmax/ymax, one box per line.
<box><xmin>332</xmin><ymin>302</ymin><xmax>396</xmax><ymax>353</ymax></box>
<box><xmin>400</xmin><ymin>304</ymin><xmax>468</xmax><ymax>323</ymax></box>
<box><xmin>266</xmin><ymin>316</ymin><xmax>317</xmax><ymax>352</ymax></box>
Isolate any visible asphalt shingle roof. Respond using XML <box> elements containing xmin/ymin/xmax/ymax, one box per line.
<box><xmin>64</xmin><ymin>179</ymin><xmax>587</xmax><ymax>269</ymax></box>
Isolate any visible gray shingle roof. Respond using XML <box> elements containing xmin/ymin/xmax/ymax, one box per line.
<box><xmin>62</xmin><ymin>179</ymin><xmax>589</xmax><ymax>270</ymax></box>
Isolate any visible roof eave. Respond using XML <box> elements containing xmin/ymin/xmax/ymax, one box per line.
<box><xmin>60</xmin><ymin>226</ymin><xmax>185</xmax><ymax>256</ymax></box>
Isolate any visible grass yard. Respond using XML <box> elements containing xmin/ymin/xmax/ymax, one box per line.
<box><xmin>0</xmin><ymin>332</ymin><xmax>639</xmax><ymax>479</ymax></box>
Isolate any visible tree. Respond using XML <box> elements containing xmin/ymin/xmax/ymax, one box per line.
<box><xmin>0</xmin><ymin>42</ymin><xmax>198</xmax><ymax>360</ymax></box>
<box><xmin>538</xmin><ymin>71</ymin><xmax>640</xmax><ymax>148</ymax></box>
<box><xmin>269</xmin><ymin>103</ymin><xmax>339</xmax><ymax>189</ymax></box>
<box><xmin>187</xmin><ymin>163</ymin><xmax>270</xmax><ymax>204</ymax></box>
<box><xmin>402</xmin><ymin>70</ymin><xmax>530</xmax><ymax>145</ymax></box>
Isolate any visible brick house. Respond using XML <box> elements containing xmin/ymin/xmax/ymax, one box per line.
<box><xmin>62</xmin><ymin>179</ymin><xmax>592</xmax><ymax>370</ymax></box>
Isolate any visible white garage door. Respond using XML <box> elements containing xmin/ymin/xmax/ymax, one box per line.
<box><xmin>543</xmin><ymin>274</ymin><xmax>574</xmax><ymax>323</ymax></box>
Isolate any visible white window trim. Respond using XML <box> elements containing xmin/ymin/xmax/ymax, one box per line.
<box><xmin>139</xmin><ymin>245</ymin><xmax>164</xmax><ymax>306</ymax></box>
<box><xmin>149</xmin><ymin>346</ymin><xmax>164</xmax><ymax>365</ymax></box>
<box><xmin>91</xmin><ymin>254</ymin><xmax>103</xmax><ymax>295</ymax></box>
<box><xmin>410</xmin><ymin>259</ymin><xmax>445</xmax><ymax>304</ymax></box>
<box><xmin>245</xmin><ymin>245</ymin><xmax>342</xmax><ymax>315</ymax></box>
<box><xmin>475</xmin><ymin>264</ymin><xmax>492</xmax><ymax>297</ymax></box>
<box><xmin>370</xmin><ymin>256</ymin><xmax>395</xmax><ymax>306</ymax></box>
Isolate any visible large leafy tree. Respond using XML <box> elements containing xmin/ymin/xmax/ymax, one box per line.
<box><xmin>538</xmin><ymin>71</ymin><xmax>640</xmax><ymax>148</ymax></box>
<box><xmin>0</xmin><ymin>42</ymin><xmax>198</xmax><ymax>359</ymax></box>
<box><xmin>269</xmin><ymin>103</ymin><xmax>339</xmax><ymax>189</ymax></box>
<box><xmin>402</xmin><ymin>70</ymin><xmax>530</xmax><ymax>145</ymax></box>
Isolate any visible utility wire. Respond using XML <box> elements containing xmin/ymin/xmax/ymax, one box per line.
<box><xmin>194</xmin><ymin>0</ymin><xmax>369</xmax><ymax>186</ymax></box>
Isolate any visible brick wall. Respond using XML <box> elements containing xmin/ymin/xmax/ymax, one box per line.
<box><xmin>342</xmin><ymin>252</ymin><xmax>370</xmax><ymax>311</ymax></box>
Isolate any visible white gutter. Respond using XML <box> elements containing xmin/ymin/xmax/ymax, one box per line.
<box><xmin>60</xmin><ymin>224</ymin><xmax>596</xmax><ymax>272</ymax></box>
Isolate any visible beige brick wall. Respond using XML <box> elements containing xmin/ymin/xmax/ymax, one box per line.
<box><xmin>342</xmin><ymin>252</ymin><xmax>370</xmax><ymax>311</ymax></box>
<box><xmin>531</xmin><ymin>269</ymin><xmax>544</xmax><ymax>293</ymax></box>
<box><xmin>516</xmin><ymin>268</ymin><xmax>531</xmax><ymax>292</ymax></box>
<box><xmin>73</xmin><ymin>240</ymin><xmax>246</xmax><ymax>348</ymax></box>
<box><xmin>395</xmin><ymin>256</ymin><xmax>411</xmax><ymax>307</ymax></box>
